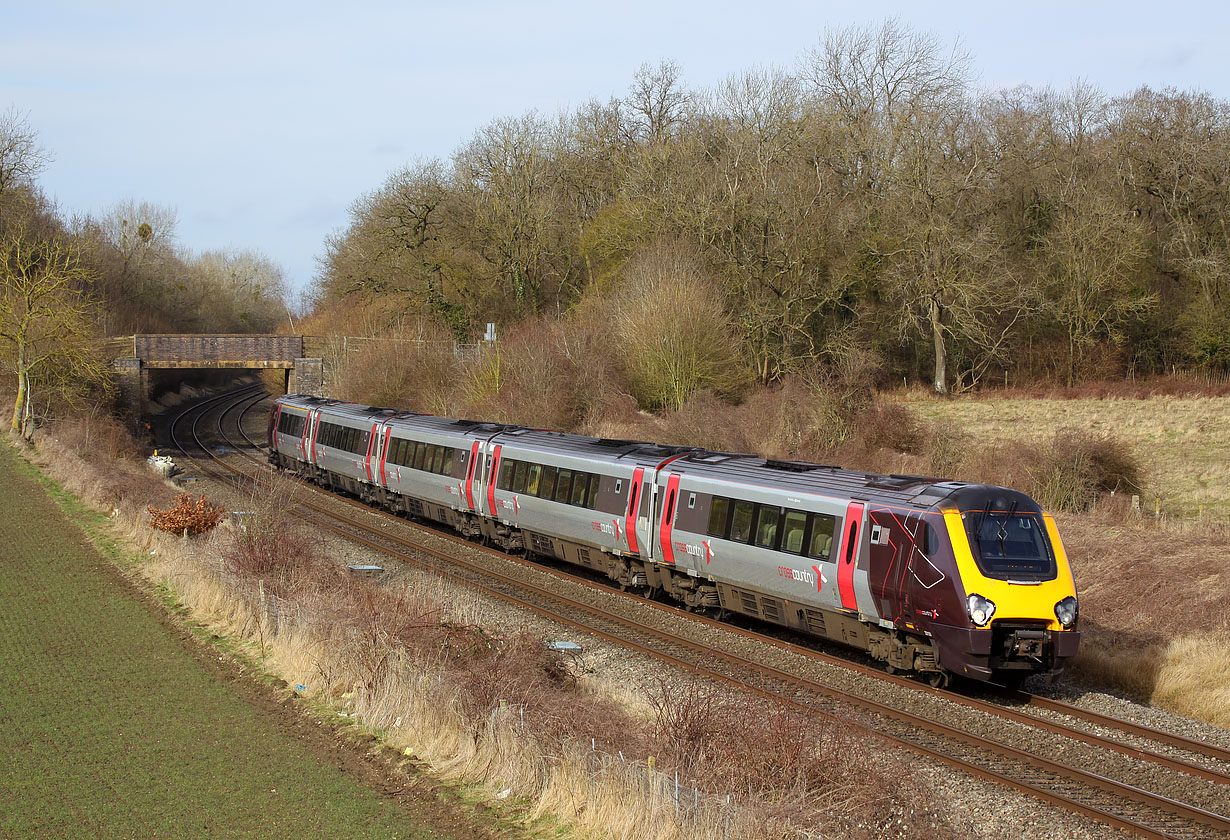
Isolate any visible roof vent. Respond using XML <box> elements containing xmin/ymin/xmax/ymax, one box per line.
<box><xmin>762</xmin><ymin>459</ymin><xmax>837</xmax><ymax>472</ymax></box>
<box><xmin>864</xmin><ymin>474</ymin><xmax>937</xmax><ymax>490</ymax></box>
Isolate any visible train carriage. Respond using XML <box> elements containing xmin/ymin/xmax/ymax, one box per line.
<box><xmin>269</xmin><ymin>394</ymin><xmax>1079</xmax><ymax>686</ymax></box>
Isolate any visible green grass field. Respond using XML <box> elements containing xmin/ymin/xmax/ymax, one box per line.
<box><xmin>0</xmin><ymin>442</ymin><xmax>433</xmax><ymax>839</ymax></box>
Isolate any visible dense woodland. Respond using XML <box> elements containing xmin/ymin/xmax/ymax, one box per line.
<box><xmin>4</xmin><ymin>20</ymin><xmax>1230</xmax><ymax>437</ymax></box>
<box><xmin>314</xmin><ymin>21</ymin><xmax>1230</xmax><ymax>399</ymax></box>
<box><xmin>0</xmin><ymin>107</ymin><xmax>289</xmax><ymax>433</ymax></box>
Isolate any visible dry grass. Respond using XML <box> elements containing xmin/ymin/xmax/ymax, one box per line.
<box><xmin>23</xmin><ymin>413</ymin><xmax>952</xmax><ymax>840</ymax></box>
<box><xmin>898</xmin><ymin>391</ymin><xmax>1230</xmax><ymax>518</ymax></box>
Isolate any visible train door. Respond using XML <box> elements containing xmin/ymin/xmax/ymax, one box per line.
<box><xmin>486</xmin><ymin>444</ymin><xmax>504</xmax><ymax>517</ymax></box>
<box><xmin>267</xmin><ymin>404</ymin><xmax>280</xmax><ymax>451</ymax></box>
<box><xmin>624</xmin><ymin>467</ymin><xmax>645</xmax><ymax>555</ymax></box>
<box><xmin>363</xmin><ymin>421</ymin><xmax>381</xmax><ymax>483</ymax></box>
<box><xmin>836</xmin><ymin>501</ymin><xmax>865</xmax><ymax>611</ymax></box>
<box><xmin>376</xmin><ymin>424</ymin><xmax>394</xmax><ymax>488</ymax></box>
<box><xmin>462</xmin><ymin>441</ymin><xmax>481</xmax><ymax>511</ymax></box>
<box><xmin>302</xmin><ymin>410</ymin><xmax>317</xmax><ymax>463</ymax></box>
<box><xmin>656</xmin><ymin>472</ymin><xmax>681</xmax><ymax>564</ymax></box>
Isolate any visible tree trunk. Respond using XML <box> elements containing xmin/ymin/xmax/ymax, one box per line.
<box><xmin>11</xmin><ymin>368</ymin><xmax>26</xmax><ymax>433</ymax></box>
<box><xmin>930</xmin><ymin>297</ymin><xmax>948</xmax><ymax>395</ymax></box>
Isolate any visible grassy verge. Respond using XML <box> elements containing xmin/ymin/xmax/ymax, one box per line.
<box><xmin>15</xmin><ymin>409</ymin><xmax>955</xmax><ymax>840</ymax></box>
<box><xmin>0</xmin><ymin>438</ymin><xmax>430</xmax><ymax>840</ymax></box>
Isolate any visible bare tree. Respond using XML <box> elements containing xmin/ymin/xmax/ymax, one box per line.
<box><xmin>0</xmin><ymin>107</ymin><xmax>51</xmax><ymax>224</ymax></box>
<box><xmin>1043</xmin><ymin>192</ymin><xmax>1151</xmax><ymax>382</ymax></box>
<box><xmin>627</xmin><ymin>61</ymin><xmax>691</xmax><ymax>144</ymax></box>
<box><xmin>0</xmin><ymin>226</ymin><xmax>106</xmax><ymax>436</ymax></box>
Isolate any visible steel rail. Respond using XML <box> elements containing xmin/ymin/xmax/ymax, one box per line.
<box><xmin>172</xmin><ymin>385</ymin><xmax>1230</xmax><ymax>840</ymax></box>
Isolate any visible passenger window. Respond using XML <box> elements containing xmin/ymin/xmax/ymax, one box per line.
<box><xmin>807</xmin><ymin>514</ymin><xmax>836</xmax><ymax>559</ymax></box>
<box><xmin>755</xmin><ymin>507</ymin><xmax>780</xmax><ymax>549</ymax></box>
<box><xmin>555</xmin><ymin>470</ymin><xmax>573</xmax><ymax>503</ymax></box>
<box><xmin>413</xmin><ymin>443</ymin><xmax>427</xmax><ymax>470</ymax></box>
<box><xmin>512</xmin><ymin>461</ymin><xmax>528</xmax><ymax>493</ymax></box>
<box><xmin>498</xmin><ymin>461</ymin><xmax>514</xmax><ymax>491</ymax></box>
<box><xmin>708</xmin><ymin>497</ymin><xmax>730</xmax><ymax>538</ymax></box>
<box><xmin>571</xmin><ymin>472</ymin><xmax>590</xmax><ymax>506</ymax></box>
<box><xmin>435</xmin><ymin>447</ymin><xmax>450</xmax><ymax>474</ymax></box>
<box><xmin>730</xmin><ymin>501</ymin><xmax>754</xmax><ymax>543</ymax></box>
<box><xmin>526</xmin><ymin>464</ymin><xmax>542</xmax><ymax>496</ymax></box>
<box><xmin>539</xmin><ymin>466</ymin><xmax>558</xmax><ymax>499</ymax></box>
<box><xmin>588</xmin><ymin>474</ymin><xmax>601</xmax><ymax>508</ymax></box>
<box><xmin>782</xmin><ymin>510</ymin><xmax>807</xmax><ymax>554</ymax></box>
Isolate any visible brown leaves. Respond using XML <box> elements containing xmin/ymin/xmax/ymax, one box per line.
<box><xmin>147</xmin><ymin>493</ymin><xmax>224</xmax><ymax>536</ymax></box>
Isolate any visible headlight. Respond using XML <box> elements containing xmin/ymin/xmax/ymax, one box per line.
<box><xmin>967</xmin><ymin>593</ymin><xmax>996</xmax><ymax>627</ymax></box>
<box><xmin>1055</xmin><ymin>596</ymin><xmax>1078</xmax><ymax>629</ymax></box>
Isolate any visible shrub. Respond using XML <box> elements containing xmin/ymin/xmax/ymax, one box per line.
<box><xmin>856</xmin><ymin>402</ymin><xmax>926</xmax><ymax>455</ymax></box>
<box><xmin>147</xmin><ymin>493</ymin><xmax>224</xmax><ymax>536</ymax></box>
<box><xmin>613</xmin><ymin>240</ymin><xmax>750</xmax><ymax>411</ymax></box>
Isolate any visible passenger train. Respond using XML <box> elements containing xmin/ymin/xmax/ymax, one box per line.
<box><xmin>268</xmin><ymin>394</ymin><xmax>1080</xmax><ymax>687</ymax></box>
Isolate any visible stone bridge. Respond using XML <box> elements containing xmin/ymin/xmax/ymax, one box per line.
<box><xmin>110</xmin><ymin>334</ymin><xmax>323</xmax><ymax>421</ymax></box>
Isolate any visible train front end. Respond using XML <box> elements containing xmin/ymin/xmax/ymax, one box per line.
<box><xmin>926</xmin><ymin>486</ymin><xmax>1080</xmax><ymax>684</ymax></box>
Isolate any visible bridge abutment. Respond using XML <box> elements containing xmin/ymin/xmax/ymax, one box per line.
<box><xmin>290</xmin><ymin>358</ymin><xmax>324</xmax><ymax>396</ymax></box>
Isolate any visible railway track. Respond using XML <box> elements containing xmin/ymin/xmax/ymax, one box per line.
<box><xmin>165</xmin><ymin>384</ymin><xmax>1230</xmax><ymax>840</ymax></box>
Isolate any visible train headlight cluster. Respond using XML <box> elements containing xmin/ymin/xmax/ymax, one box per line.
<box><xmin>967</xmin><ymin>594</ymin><xmax>996</xmax><ymax>627</ymax></box>
<box><xmin>1054</xmin><ymin>596</ymin><xmax>1078</xmax><ymax>629</ymax></box>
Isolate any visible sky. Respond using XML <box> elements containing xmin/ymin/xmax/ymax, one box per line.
<box><xmin>3</xmin><ymin>1</ymin><xmax>1228</xmax><ymax>299</ymax></box>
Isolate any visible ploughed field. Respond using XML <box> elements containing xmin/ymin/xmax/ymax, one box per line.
<box><xmin>0</xmin><ymin>442</ymin><xmax>425</xmax><ymax>839</ymax></box>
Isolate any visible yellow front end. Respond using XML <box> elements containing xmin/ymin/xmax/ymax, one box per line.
<box><xmin>943</xmin><ymin>510</ymin><xmax>1078</xmax><ymax>628</ymax></box>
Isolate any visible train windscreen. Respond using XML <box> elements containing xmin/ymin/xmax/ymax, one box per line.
<box><xmin>963</xmin><ymin>510</ymin><xmax>1056</xmax><ymax>581</ymax></box>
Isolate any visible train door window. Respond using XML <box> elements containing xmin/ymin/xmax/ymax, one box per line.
<box><xmin>755</xmin><ymin>506</ymin><xmax>781</xmax><ymax>549</ymax></box>
<box><xmin>571</xmin><ymin>472</ymin><xmax>591</xmax><ymax>506</ymax></box>
<box><xmin>781</xmin><ymin>510</ymin><xmax>807</xmax><ymax>554</ymax></box>
<box><xmin>525</xmin><ymin>463</ymin><xmax>543</xmax><ymax>496</ymax></box>
<box><xmin>512</xmin><ymin>461</ymin><xmax>529</xmax><ymax>493</ymax></box>
<box><xmin>708</xmin><ymin>497</ymin><xmax>731</xmax><ymax>538</ymax></box>
<box><xmin>539</xmin><ymin>466</ymin><xmax>558</xmax><ymax>499</ymax></box>
<box><xmin>555</xmin><ymin>469</ymin><xmax>573</xmax><ymax>503</ymax></box>
<box><xmin>498</xmin><ymin>460</ymin><xmax>515</xmax><ymax>490</ymax></box>
<box><xmin>807</xmin><ymin>514</ymin><xmax>836</xmax><ymax>559</ymax></box>
<box><xmin>730</xmin><ymin>501</ymin><xmax>754</xmax><ymax>543</ymax></box>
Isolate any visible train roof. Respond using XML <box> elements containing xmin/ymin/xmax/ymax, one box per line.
<box><xmin>491</xmin><ymin>427</ymin><xmax>700</xmax><ymax>467</ymax></box>
<box><xmin>673</xmin><ymin>451</ymin><xmax>975</xmax><ymax>510</ymax></box>
<box><xmin>276</xmin><ymin>394</ymin><xmax>1013</xmax><ymax>510</ymax></box>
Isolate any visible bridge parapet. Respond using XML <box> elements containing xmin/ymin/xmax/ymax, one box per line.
<box><xmin>134</xmin><ymin>334</ymin><xmax>304</xmax><ymax>368</ymax></box>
